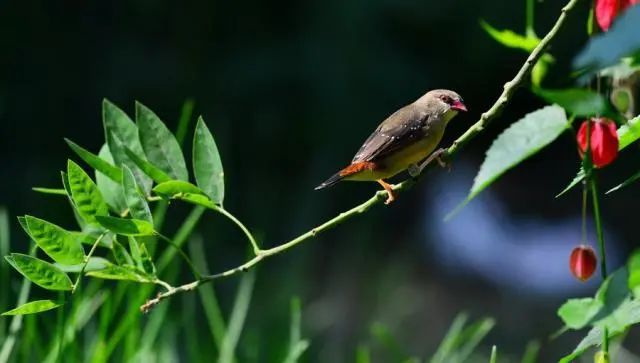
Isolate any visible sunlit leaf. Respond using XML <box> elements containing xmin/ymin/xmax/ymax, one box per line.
<box><xmin>122</xmin><ymin>166</ymin><xmax>153</xmax><ymax>223</ymax></box>
<box><xmin>123</xmin><ymin>143</ymin><xmax>172</xmax><ymax>184</ymax></box>
<box><xmin>479</xmin><ymin>20</ymin><xmax>539</xmax><ymax>51</ymax></box>
<box><xmin>462</xmin><ymin>105</ymin><xmax>568</xmax><ymax>206</ymax></box>
<box><xmin>95</xmin><ymin>216</ymin><xmax>156</xmax><ymax>236</ymax></box>
<box><xmin>136</xmin><ymin>101</ymin><xmax>188</xmax><ymax>181</ymax></box>
<box><xmin>31</xmin><ymin>187</ymin><xmax>67</xmax><ymax>196</ymax></box>
<box><xmin>103</xmin><ymin>99</ymin><xmax>152</xmax><ymax>194</ymax></box>
<box><xmin>67</xmin><ymin>160</ymin><xmax>109</xmax><ymax>224</ymax></box>
<box><xmin>24</xmin><ymin>215</ymin><xmax>85</xmax><ymax>265</ymax></box>
<box><xmin>153</xmin><ymin>180</ymin><xmax>207</xmax><ymax>198</ymax></box>
<box><xmin>86</xmin><ymin>263</ymin><xmax>154</xmax><ymax>283</ymax></box>
<box><xmin>574</xmin><ymin>6</ymin><xmax>640</xmax><ymax>77</ymax></box>
<box><xmin>558</xmin><ymin>298</ymin><xmax>602</xmax><ymax>329</ymax></box>
<box><xmin>5</xmin><ymin>254</ymin><xmax>73</xmax><ymax>291</ymax></box>
<box><xmin>138</xmin><ymin>242</ymin><xmax>156</xmax><ymax>276</ymax></box>
<box><xmin>54</xmin><ymin>257</ymin><xmax>110</xmax><ymax>273</ymax></box>
<box><xmin>65</xmin><ymin>138</ymin><xmax>123</xmax><ymax>183</ymax></box>
<box><xmin>1</xmin><ymin>300</ymin><xmax>63</xmax><ymax>316</ymax></box>
<box><xmin>628</xmin><ymin>250</ymin><xmax>640</xmax><ymax>298</ymax></box>
<box><xmin>95</xmin><ymin>144</ymin><xmax>127</xmax><ymax>214</ymax></box>
<box><xmin>193</xmin><ymin>117</ymin><xmax>225</xmax><ymax>204</ymax></box>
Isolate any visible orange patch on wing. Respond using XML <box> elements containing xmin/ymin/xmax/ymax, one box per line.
<box><xmin>339</xmin><ymin>161</ymin><xmax>378</xmax><ymax>177</ymax></box>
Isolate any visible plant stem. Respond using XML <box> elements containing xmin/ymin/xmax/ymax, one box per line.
<box><xmin>526</xmin><ymin>0</ymin><xmax>536</xmax><ymax>37</ymax></box>
<box><xmin>155</xmin><ymin>233</ymin><xmax>202</xmax><ymax>280</ymax></box>
<box><xmin>140</xmin><ymin>0</ymin><xmax>584</xmax><ymax>311</ymax></box>
<box><xmin>72</xmin><ymin>232</ymin><xmax>107</xmax><ymax>293</ymax></box>
<box><xmin>590</xmin><ymin>176</ymin><xmax>609</xmax><ymax>354</ymax></box>
<box><xmin>213</xmin><ymin>206</ymin><xmax>261</xmax><ymax>255</ymax></box>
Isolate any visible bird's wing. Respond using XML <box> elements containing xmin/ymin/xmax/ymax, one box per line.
<box><xmin>352</xmin><ymin>105</ymin><xmax>429</xmax><ymax>163</ymax></box>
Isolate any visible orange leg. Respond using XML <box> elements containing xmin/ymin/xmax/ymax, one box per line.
<box><xmin>376</xmin><ymin>179</ymin><xmax>396</xmax><ymax>205</ymax></box>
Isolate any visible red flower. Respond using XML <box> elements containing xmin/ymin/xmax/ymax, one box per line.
<box><xmin>570</xmin><ymin>245</ymin><xmax>597</xmax><ymax>282</ymax></box>
<box><xmin>595</xmin><ymin>0</ymin><xmax>639</xmax><ymax>31</ymax></box>
<box><xmin>577</xmin><ymin>118</ymin><xmax>619</xmax><ymax>168</ymax></box>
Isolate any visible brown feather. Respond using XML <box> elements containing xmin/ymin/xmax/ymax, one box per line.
<box><xmin>339</xmin><ymin>161</ymin><xmax>378</xmax><ymax>177</ymax></box>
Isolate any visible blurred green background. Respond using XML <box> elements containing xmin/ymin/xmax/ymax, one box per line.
<box><xmin>1</xmin><ymin>0</ymin><xmax>640</xmax><ymax>361</ymax></box>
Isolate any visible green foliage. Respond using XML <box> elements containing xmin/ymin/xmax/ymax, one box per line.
<box><xmin>1</xmin><ymin>300</ymin><xmax>63</xmax><ymax>316</ymax></box>
<box><xmin>4</xmin><ymin>254</ymin><xmax>73</xmax><ymax>291</ymax></box>
<box><xmin>460</xmin><ymin>105</ymin><xmax>568</xmax><ymax>206</ymax></box>
<box><xmin>479</xmin><ymin>20</ymin><xmax>539</xmax><ymax>51</ymax></box>
<box><xmin>153</xmin><ymin>180</ymin><xmax>207</xmax><ymax>197</ymax></box>
<box><xmin>557</xmin><ymin>254</ymin><xmax>640</xmax><ymax>362</ymax></box>
<box><xmin>121</xmin><ymin>166</ymin><xmax>153</xmax><ymax>223</ymax></box>
<box><xmin>533</xmin><ymin>88</ymin><xmax>608</xmax><ymax>117</ymax></box>
<box><xmin>574</xmin><ymin>6</ymin><xmax>640</xmax><ymax>77</ymax></box>
<box><xmin>86</xmin><ymin>263</ymin><xmax>154</xmax><ymax>283</ymax></box>
<box><xmin>430</xmin><ymin>313</ymin><xmax>495</xmax><ymax>363</ymax></box>
<box><xmin>23</xmin><ymin>215</ymin><xmax>85</xmax><ymax>265</ymax></box>
<box><xmin>94</xmin><ymin>216</ymin><xmax>155</xmax><ymax>237</ymax></box>
<box><xmin>96</xmin><ymin>144</ymin><xmax>128</xmax><ymax>214</ymax></box>
<box><xmin>65</xmin><ymin>139</ymin><xmax>123</xmax><ymax>183</ymax></box>
<box><xmin>67</xmin><ymin>160</ymin><xmax>110</xmax><ymax>225</ymax></box>
<box><xmin>136</xmin><ymin>102</ymin><xmax>189</xmax><ymax>181</ymax></box>
<box><xmin>193</xmin><ymin>117</ymin><xmax>225</xmax><ymax>204</ymax></box>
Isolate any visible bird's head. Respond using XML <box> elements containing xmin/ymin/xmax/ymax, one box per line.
<box><xmin>416</xmin><ymin>89</ymin><xmax>467</xmax><ymax>119</ymax></box>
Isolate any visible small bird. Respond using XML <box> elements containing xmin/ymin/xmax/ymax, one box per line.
<box><xmin>315</xmin><ymin>89</ymin><xmax>467</xmax><ymax>204</ymax></box>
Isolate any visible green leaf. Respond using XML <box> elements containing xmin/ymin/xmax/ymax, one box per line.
<box><xmin>606</xmin><ymin>168</ymin><xmax>640</xmax><ymax>194</ymax></box>
<box><xmin>574</xmin><ymin>6</ymin><xmax>640</xmax><ymax>77</ymax></box>
<box><xmin>31</xmin><ymin>187</ymin><xmax>67</xmax><ymax>196</ymax></box>
<box><xmin>54</xmin><ymin>257</ymin><xmax>110</xmax><ymax>273</ymax></box>
<box><xmin>61</xmin><ymin>171</ymin><xmax>87</xmax><ymax>229</ymax></box>
<box><xmin>617</xmin><ymin>114</ymin><xmax>640</xmax><ymax>150</ymax></box>
<box><xmin>112</xmin><ymin>239</ymin><xmax>134</xmax><ymax>266</ymax></box>
<box><xmin>2</xmin><ymin>300</ymin><xmax>63</xmax><ymax>316</ymax></box>
<box><xmin>121</xmin><ymin>166</ymin><xmax>153</xmax><ymax>223</ymax></box>
<box><xmin>24</xmin><ymin>215</ymin><xmax>85</xmax><ymax>265</ymax></box>
<box><xmin>128</xmin><ymin>236</ymin><xmax>142</xmax><ymax>268</ymax></box>
<box><xmin>122</xmin><ymin>143</ymin><xmax>172</xmax><ymax>184</ymax></box>
<box><xmin>102</xmin><ymin>99</ymin><xmax>153</xmax><ymax>194</ymax></box>
<box><xmin>628</xmin><ymin>250</ymin><xmax>640</xmax><ymax>298</ymax></box>
<box><xmin>95</xmin><ymin>144</ymin><xmax>127</xmax><ymax>214</ymax></box>
<box><xmin>86</xmin><ymin>263</ymin><xmax>154</xmax><ymax>283</ymax></box>
<box><xmin>193</xmin><ymin>117</ymin><xmax>225</xmax><ymax>204</ymax></box>
<box><xmin>95</xmin><ymin>216</ymin><xmax>156</xmax><ymax>236</ymax></box>
<box><xmin>153</xmin><ymin>180</ymin><xmax>207</xmax><ymax>198</ymax></box>
<box><xmin>557</xmin><ymin>298</ymin><xmax>602</xmax><ymax>329</ymax></box>
<box><xmin>67</xmin><ymin>160</ymin><xmax>109</xmax><ymax>224</ymax></box>
<box><xmin>464</xmin><ymin>105</ymin><xmax>568</xmax><ymax>203</ymax></box>
<box><xmin>5</xmin><ymin>254</ymin><xmax>73</xmax><ymax>291</ymax></box>
<box><xmin>136</xmin><ymin>101</ymin><xmax>188</xmax><ymax>181</ymax></box>
<box><xmin>533</xmin><ymin>88</ymin><xmax>608</xmax><ymax>117</ymax></box>
<box><xmin>177</xmin><ymin>193</ymin><xmax>217</xmax><ymax>209</ymax></box>
<box><xmin>138</xmin><ymin>242</ymin><xmax>156</xmax><ymax>276</ymax></box>
<box><xmin>479</xmin><ymin>20</ymin><xmax>540</xmax><ymax>51</ymax></box>
<box><xmin>489</xmin><ymin>346</ymin><xmax>497</xmax><ymax>363</ymax></box>
<box><xmin>65</xmin><ymin>139</ymin><xmax>123</xmax><ymax>183</ymax></box>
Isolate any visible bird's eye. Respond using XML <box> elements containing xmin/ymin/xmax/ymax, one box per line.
<box><xmin>440</xmin><ymin>95</ymin><xmax>452</xmax><ymax>104</ymax></box>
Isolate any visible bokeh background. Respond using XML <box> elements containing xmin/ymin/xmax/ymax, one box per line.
<box><xmin>1</xmin><ymin>0</ymin><xmax>639</xmax><ymax>361</ymax></box>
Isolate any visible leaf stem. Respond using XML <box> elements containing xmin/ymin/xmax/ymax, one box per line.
<box><xmin>72</xmin><ymin>232</ymin><xmax>107</xmax><ymax>293</ymax></box>
<box><xmin>213</xmin><ymin>206</ymin><xmax>261</xmax><ymax>255</ymax></box>
<box><xmin>140</xmin><ymin>0</ymin><xmax>584</xmax><ymax>311</ymax></box>
<box><xmin>155</xmin><ymin>233</ymin><xmax>202</xmax><ymax>280</ymax></box>
<box><xmin>590</xmin><ymin>176</ymin><xmax>609</xmax><ymax>354</ymax></box>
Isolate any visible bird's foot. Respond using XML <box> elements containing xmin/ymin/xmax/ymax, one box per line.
<box><xmin>417</xmin><ymin>148</ymin><xmax>450</xmax><ymax>174</ymax></box>
<box><xmin>376</xmin><ymin>179</ymin><xmax>396</xmax><ymax>205</ymax></box>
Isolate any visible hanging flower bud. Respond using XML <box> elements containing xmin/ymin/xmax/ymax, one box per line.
<box><xmin>577</xmin><ymin>118</ymin><xmax>619</xmax><ymax>168</ymax></box>
<box><xmin>570</xmin><ymin>245</ymin><xmax>597</xmax><ymax>282</ymax></box>
<box><xmin>595</xmin><ymin>0</ymin><xmax>639</xmax><ymax>31</ymax></box>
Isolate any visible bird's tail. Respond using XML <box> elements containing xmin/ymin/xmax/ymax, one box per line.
<box><xmin>314</xmin><ymin>172</ymin><xmax>344</xmax><ymax>190</ymax></box>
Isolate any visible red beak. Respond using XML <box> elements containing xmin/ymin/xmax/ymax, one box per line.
<box><xmin>451</xmin><ymin>100</ymin><xmax>467</xmax><ymax>112</ymax></box>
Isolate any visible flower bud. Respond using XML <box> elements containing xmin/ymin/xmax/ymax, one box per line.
<box><xmin>596</xmin><ymin>0</ymin><xmax>640</xmax><ymax>31</ymax></box>
<box><xmin>570</xmin><ymin>245</ymin><xmax>597</xmax><ymax>282</ymax></box>
<box><xmin>577</xmin><ymin>118</ymin><xmax>619</xmax><ymax>168</ymax></box>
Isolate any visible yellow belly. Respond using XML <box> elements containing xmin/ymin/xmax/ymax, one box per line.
<box><xmin>345</xmin><ymin>131</ymin><xmax>443</xmax><ymax>181</ymax></box>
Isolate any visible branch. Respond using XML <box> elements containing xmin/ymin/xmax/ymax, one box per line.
<box><xmin>141</xmin><ymin>0</ymin><xmax>583</xmax><ymax>312</ymax></box>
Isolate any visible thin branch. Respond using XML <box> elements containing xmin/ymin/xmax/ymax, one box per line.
<box><xmin>72</xmin><ymin>232</ymin><xmax>107</xmax><ymax>293</ymax></box>
<box><xmin>213</xmin><ymin>206</ymin><xmax>261</xmax><ymax>255</ymax></box>
<box><xmin>141</xmin><ymin>0</ymin><xmax>583</xmax><ymax>312</ymax></box>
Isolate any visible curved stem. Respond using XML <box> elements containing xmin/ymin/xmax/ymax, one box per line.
<box><xmin>155</xmin><ymin>233</ymin><xmax>202</xmax><ymax>280</ymax></box>
<box><xmin>72</xmin><ymin>232</ymin><xmax>107</xmax><ymax>293</ymax></box>
<box><xmin>213</xmin><ymin>206</ymin><xmax>261</xmax><ymax>255</ymax></box>
<box><xmin>140</xmin><ymin>0</ymin><xmax>584</xmax><ymax>312</ymax></box>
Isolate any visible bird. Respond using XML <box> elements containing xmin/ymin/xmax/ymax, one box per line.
<box><xmin>315</xmin><ymin>89</ymin><xmax>467</xmax><ymax>204</ymax></box>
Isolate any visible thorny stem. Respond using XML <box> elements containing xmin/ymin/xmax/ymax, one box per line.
<box><xmin>141</xmin><ymin>0</ymin><xmax>584</xmax><ymax>312</ymax></box>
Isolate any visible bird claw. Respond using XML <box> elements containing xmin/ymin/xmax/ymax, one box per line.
<box><xmin>384</xmin><ymin>190</ymin><xmax>396</xmax><ymax>205</ymax></box>
<box><xmin>416</xmin><ymin>148</ymin><xmax>450</xmax><ymax>174</ymax></box>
